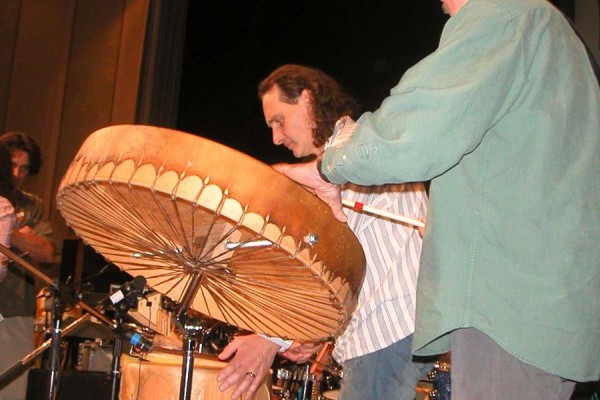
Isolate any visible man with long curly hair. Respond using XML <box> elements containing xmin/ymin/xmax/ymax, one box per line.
<box><xmin>217</xmin><ymin>65</ymin><xmax>431</xmax><ymax>400</ymax></box>
<box><xmin>265</xmin><ymin>1</ymin><xmax>599</xmax><ymax>399</ymax></box>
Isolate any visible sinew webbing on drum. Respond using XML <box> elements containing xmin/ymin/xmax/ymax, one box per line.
<box><xmin>56</xmin><ymin>125</ymin><xmax>365</xmax><ymax>341</ymax></box>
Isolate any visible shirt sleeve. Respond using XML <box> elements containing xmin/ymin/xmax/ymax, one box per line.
<box><xmin>322</xmin><ymin>5</ymin><xmax>527</xmax><ymax>185</ymax></box>
<box><xmin>258</xmin><ymin>334</ymin><xmax>293</xmax><ymax>352</ymax></box>
<box><xmin>0</xmin><ymin>197</ymin><xmax>15</xmax><ymax>282</ymax></box>
<box><xmin>324</xmin><ymin>117</ymin><xmax>357</xmax><ymax>151</ymax></box>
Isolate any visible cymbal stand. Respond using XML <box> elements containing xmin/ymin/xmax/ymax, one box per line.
<box><xmin>173</xmin><ymin>272</ymin><xmax>210</xmax><ymax>400</ymax></box>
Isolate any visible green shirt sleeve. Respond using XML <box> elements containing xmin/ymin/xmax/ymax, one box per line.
<box><xmin>322</xmin><ymin>3</ymin><xmax>527</xmax><ymax>185</ymax></box>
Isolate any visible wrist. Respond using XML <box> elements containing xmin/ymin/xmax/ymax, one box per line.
<box><xmin>259</xmin><ymin>334</ymin><xmax>293</xmax><ymax>352</ymax></box>
<box><xmin>315</xmin><ymin>158</ymin><xmax>331</xmax><ymax>184</ymax></box>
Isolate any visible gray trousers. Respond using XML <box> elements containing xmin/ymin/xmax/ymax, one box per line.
<box><xmin>450</xmin><ymin>328</ymin><xmax>576</xmax><ymax>400</ymax></box>
<box><xmin>0</xmin><ymin>316</ymin><xmax>33</xmax><ymax>400</ymax></box>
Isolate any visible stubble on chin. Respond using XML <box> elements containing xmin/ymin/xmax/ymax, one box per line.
<box><xmin>441</xmin><ymin>3</ymin><xmax>450</xmax><ymax>15</ymax></box>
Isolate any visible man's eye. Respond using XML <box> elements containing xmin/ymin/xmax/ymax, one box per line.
<box><xmin>14</xmin><ymin>165</ymin><xmax>29</xmax><ymax>173</ymax></box>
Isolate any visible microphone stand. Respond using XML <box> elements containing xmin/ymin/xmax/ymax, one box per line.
<box><xmin>108</xmin><ymin>299</ymin><xmax>140</xmax><ymax>400</ymax></box>
<box><xmin>46</xmin><ymin>295</ymin><xmax>66</xmax><ymax>400</ymax></box>
<box><xmin>0</xmin><ymin>244</ymin><xmax>119</xmax><ymax>396</ymax></box>
<box><xmin>0</xmin><ymin>314</ymin><xmax>92</xmax><ymax>391</ymax></box>
<box><xmin>109</xmin><ymin>316</ymin><xmax>124</xmax><ymax>400</ymax></box>
<box><xmin>173</xmin><ymin>272</ymin><xmax>210</xmax><ymax>400</ymax></box>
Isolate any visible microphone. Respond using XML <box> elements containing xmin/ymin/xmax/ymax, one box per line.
<box><xmin>120</xmin><ymin>327</ymin><xmax>153</xmax><ymax>353</ymax></box>
<box><xmin>102</xmin><ymin>275</ymin><xmax>147</xmax><ymax>308</ymax></box>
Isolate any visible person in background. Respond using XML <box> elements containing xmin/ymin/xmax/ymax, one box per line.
<box><xmin>217</xmin><ymin>64</ymin><xmax>431</xmax><ymax>400</ymax></box>
<box><xmin>0</xmin><ymin>132</ymin><xmax>54</xmax><ymax>399</ymax></box>
<box><xmin>0</xmin><ymin>141</ymin><xmax>20</xmax><ymax>399</ymax></box>
<box><xmin>269</xmin><ymin>0</ymin><xmax>599</xmax><ymax>399</ymax></box>
<box><xmin>1</xmin><ymin>132</ymin><xmax>54</xmax><ymax>262</ymax></box>
<box><xmin>0</xmin><ymin>142</ymin><xmax>16</xmax><ymax>282</ymax></box>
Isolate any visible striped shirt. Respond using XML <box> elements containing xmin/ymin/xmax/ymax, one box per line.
<box><xmin>263</xmin><ymin>118</ymin><xmax>427</xmax><ymax>362</ymax></box>
<box><xmin>328</xmin><ymin>118</ymin><xmax>428</xmax><ymax>364</ymax></box>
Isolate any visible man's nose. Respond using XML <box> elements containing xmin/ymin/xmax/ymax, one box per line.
<box><xmin>272</xmin><ymin>128</ymin><xmax>284</xmax><ymax>145</ymax></box>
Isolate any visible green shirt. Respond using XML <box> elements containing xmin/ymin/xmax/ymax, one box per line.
<box><xmin>322</xmin><ymin>0</ymin><xmax>600</xmax><ymax>381</ymax></box>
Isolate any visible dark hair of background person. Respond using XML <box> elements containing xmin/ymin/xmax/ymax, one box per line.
<box><xmin>0</xmin><ymin>131</ymin><xmax>42</xmax><ymax>176</ymax></box>
<box><xmin>0</xmin><ymin>142</ymin><xmax>15</xmax><ymax>203</ymax></box>
<box><xmin>258</xmin><ymin>64</ymin><xmax>361</xmax><ymax>149</ymax></box>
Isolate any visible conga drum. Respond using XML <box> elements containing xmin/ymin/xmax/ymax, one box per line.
<box><xmin>56</xmin><ymin>125</ymin><xmax>365</xmax><ymax>341</ymax></box>
<box><xmin>119</xmin><ymin>351</ymin><xmax>270</xmax><ymax>400</ymax></box>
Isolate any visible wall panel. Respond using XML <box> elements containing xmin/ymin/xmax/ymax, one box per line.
<box><xmin>1</xmin><ymin>0</ymin><xmax>150</xmax><ymax>257</ymax></box>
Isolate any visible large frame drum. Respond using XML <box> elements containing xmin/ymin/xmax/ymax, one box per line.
<box><xmin>57</xmin><ymin>125</ymin><xmax>365</xmax><ymax>341</ymax></box>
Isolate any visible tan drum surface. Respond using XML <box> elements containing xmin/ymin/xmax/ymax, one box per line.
<box><xmin>56</xmin><ymin>125</ymin><xmax>365</xmax><ymax>341</ymax></box>
<box><xmin>322</xmin><ymin>389</ymin><xmax>340</xmax><ymax>400</ymax></box>
<box><xmin>119</xmin><ymin>351</ymin><xmax>269</xmax><ymax>400</ymax></box>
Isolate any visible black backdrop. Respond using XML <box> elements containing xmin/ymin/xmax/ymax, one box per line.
<box><xmin>176</xmin><ymin>1</ymin><xmax>447</xmax><ymax>164</ymax></box>
<box><xmin>175</xmin><ymin>1</ymin><xmax>574</xmax><ymax>164</ymax></box>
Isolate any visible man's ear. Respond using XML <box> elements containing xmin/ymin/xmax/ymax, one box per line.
<box><xmin>300</xmin><ymin>89</ymin><xmax>313</xmax><ymax>104</ymax></box>
<box><xmin>300</xmin><ymin>89</ymin><xmax>316</xmax><ymax>129</ymax></box>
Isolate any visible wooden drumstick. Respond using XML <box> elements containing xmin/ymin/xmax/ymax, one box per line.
<box><xmin>309</xmin><ymin>342</ymin><xmax>332</xmax><ymax>375</ymax></box>
<box><xmin>342</xmin><ymin>199</ymin><xmax>425</xmax><ymax>228</ymax></box>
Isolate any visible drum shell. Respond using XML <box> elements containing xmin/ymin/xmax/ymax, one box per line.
<box><xmin>119</xmin><ymin>351</ymin><xmax>270</xmax><ymax>400</ymax></box>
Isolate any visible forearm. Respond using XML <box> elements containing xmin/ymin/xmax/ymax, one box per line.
<box><xmin>11</xmin><ymin>230</ymin><xmax>55</xmax><ymax>263</ymax></box>
<box><xmin>321</xmin><ymin>12</ymin><xmax>525</xmax><ymax>186</ymax></box>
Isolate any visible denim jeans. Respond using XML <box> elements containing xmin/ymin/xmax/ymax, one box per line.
<box><xmin>338</xmin><ymin>334</ymin><xmax>434</xmax><ymax>400</ymax></box>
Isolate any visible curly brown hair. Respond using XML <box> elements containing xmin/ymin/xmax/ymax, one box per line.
<box><xmin>0</xmin><ymin>131</ymin><xmax>42</xmax><ymax>176</ymax></box>
<box><xmin>258</xmin><ymin>64</ymin><xmax>360</xmax><ymax>148</ymax></box>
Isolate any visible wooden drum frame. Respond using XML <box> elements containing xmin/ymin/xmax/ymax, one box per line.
<box><xmin>57</xmin><ymin>125</ymin><xmax>365</xmax><ymax>341</ymax></box>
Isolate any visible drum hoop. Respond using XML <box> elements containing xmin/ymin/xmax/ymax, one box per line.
<box><xmin>57</xmin><ymin>125</ymin><xmax>365</xmax><ymax>340</ymax></box>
